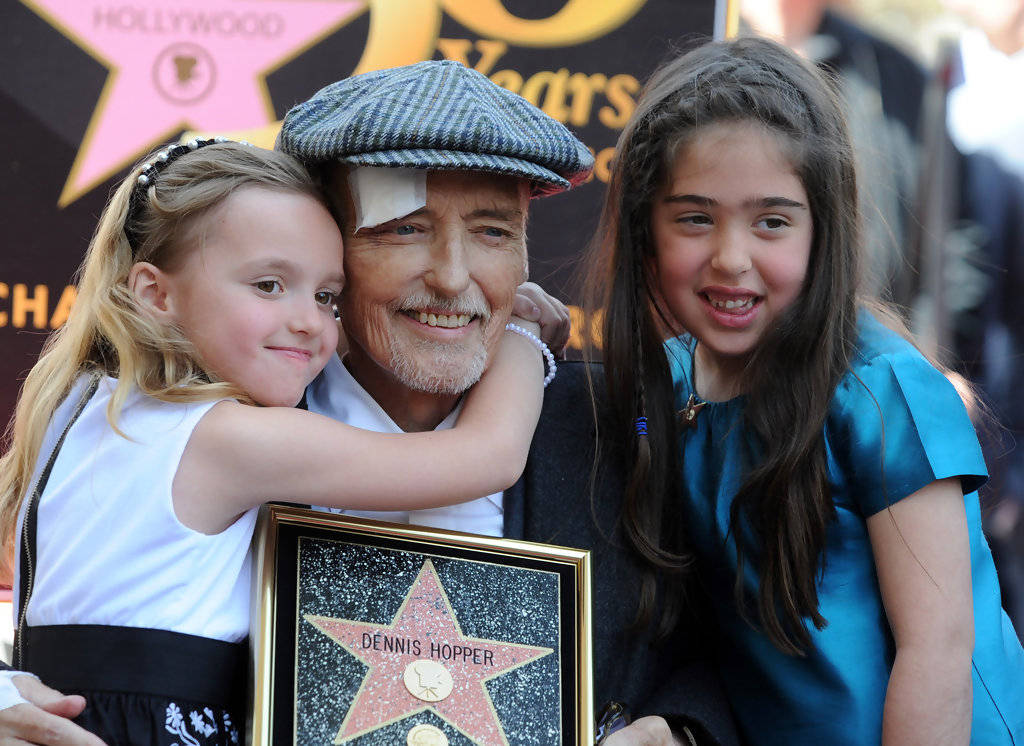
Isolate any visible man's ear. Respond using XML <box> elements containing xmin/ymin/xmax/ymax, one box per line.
<box><xmin>128</xmin><ymin>261</ymin><xmax>176</xmax><ymax>321</ymax></box>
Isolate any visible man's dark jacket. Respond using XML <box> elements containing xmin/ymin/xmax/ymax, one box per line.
<box><xmin>503</xmin><ymin>361</ymin><xmax>739</xmax><ymax>745</ymax></box>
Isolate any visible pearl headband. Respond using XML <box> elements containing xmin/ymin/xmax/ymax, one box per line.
<box><xmin>124</xmin><ymin>136</ymin><xmax>248</xmax><ymax>253</ymax></box>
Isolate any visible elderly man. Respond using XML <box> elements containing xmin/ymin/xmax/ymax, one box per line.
<box><xmin>281</xmin><ymin>61</ymin><xmax>737</xmax><ymax>746</ymax></box>
<box><xmin>2</xmin><ymin>62</ymin><xmax>737</xmax><ymax>746</ymax></box>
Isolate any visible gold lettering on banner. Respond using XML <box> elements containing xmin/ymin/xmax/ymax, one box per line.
<box><xmin>520</xmin><ymin>68</ymin><xmax>571</xmax><ymax>121</ymax></box>
<box><xmin>13</xmin><ymin>284</ymin><xmax>48</xmax><ymax>329</ymax></box>
<box><xmin>488</xmin><ymin>68</ymin><xmax>523</xmax><ymax>92</ymax></box>
<box><xmin>0</xmin><ymin>284</ymin><xmax>77</xmax><ymax>329</ymax></box>
<box><xmin>351</xmin><ymin>0</ymin><xmax>443</xmax><ymax>75</ymax></box>
<box><xmin>434</xmin><ymin>37</ymin><xmax>641</xmax><ymax>176</ymax></box>
<box><xmin>440</xmin><ymin>0</ymin><xmax>647</xmax><ymax>47</ymax></box>
<box><xmin>435</xmin><ymin>38</ymin><xmax>508</xmax><ymax>76</ymax></box>
<box><xmin>599</xmin><ymin>74</ymin><xmax>641</xmax><ymax>128</ymax></box>
<box><xmin>594</xmin><ymin>147</ymin><xmax>616</xmax><ymax>183</ymax></box>
<box><xmin>354</xmin><ymin>0</ymin><xmax>646</xmax><ymax>73</ymax></box>
<box><xmin>566</xmin><ymin>72</ymin><xmax>607</xmax><ymax>127</ymax></box>
<box><xmin>49</xmin><ymin>285</ymin><xmax>78</xmax><ymax>329</ymax></box>
<box><xmin>567</xmin><ymin>304</ymin><xmax>603</xmax><ymax>350</ymax></box>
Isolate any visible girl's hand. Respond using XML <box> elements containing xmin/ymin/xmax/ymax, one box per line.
<box><xmin>512</xmin><ymin>282</ymin><xmax>571</xmax><ymax>358</ymax></box>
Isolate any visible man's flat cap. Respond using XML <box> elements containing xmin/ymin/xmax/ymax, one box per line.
<box><xmin>278</xmin><ymin>60</ymin><xmax>594</xmax><ymax>196</ymax></box>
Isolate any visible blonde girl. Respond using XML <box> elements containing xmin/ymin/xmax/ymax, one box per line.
<box><xmin>0</xmin><ymin>140</ymin><xmax>546</xmax><ymax>745</ymax></box>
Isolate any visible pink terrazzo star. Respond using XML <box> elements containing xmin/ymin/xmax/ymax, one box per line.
<box><xmin>306</xmin><ymin>559</ymin><xmax>555</xmax><ymax>746</ymax></box>
<box><xmin>20</xmin><ymin>0</ymin><xmax>363</xmax><ymax>205</ymax></box>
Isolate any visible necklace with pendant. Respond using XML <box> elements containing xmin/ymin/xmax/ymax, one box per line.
<box><xmin>679</xmin><ymin>393</ymin><xmax>707</xmax><ymax>429</ymax></box>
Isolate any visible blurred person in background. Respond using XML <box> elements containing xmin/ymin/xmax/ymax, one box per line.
<box><xmin>942</xmin><ymin>0</ymin><xmax>1024</xmax><ymax>639</ymax></box>
<box><xmin>945</xmin><ymin>0</ymin><xmax>1024</xmax><ymax>177</ymax></box>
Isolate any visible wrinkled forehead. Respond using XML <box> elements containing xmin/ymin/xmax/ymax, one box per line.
<box><xmin>323</xmin><ymin>166</ymin><xmax>529</xmax><ymax>232</ymax></box>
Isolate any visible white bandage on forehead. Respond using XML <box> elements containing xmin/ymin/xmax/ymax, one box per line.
<box><xmin>347</xmin><ymin>166</ymin><xmax>427</xmax><ymax>230</ymax></box>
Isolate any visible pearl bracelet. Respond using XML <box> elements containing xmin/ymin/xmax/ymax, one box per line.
<box><xmin>505</xmin><ymin>322</ymin><xmax>556</xmax><ymax>388</ymax></box>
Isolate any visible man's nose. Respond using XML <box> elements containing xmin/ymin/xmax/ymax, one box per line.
<box><xmin>710</xmin><ymin>227</ymin><xmax>753</xmax><ymax>276</ymax></box>
<box><xmin>425</xmin><ymin>230</ymin><xmax>472</xmax><ymax>296</ymax></box>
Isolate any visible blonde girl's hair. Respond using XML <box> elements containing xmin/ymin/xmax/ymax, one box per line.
<box><xmin>0</xmin><ymin>142</ymin><xmax>326</xmax><ymax>548</ymax></box>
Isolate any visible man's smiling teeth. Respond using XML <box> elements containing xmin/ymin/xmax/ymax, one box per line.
<box><xmin>408</xmin><ymin>311</ymin><xmax>473</xmax><ymax>328</ymax></box>
<box><xmin>710</xmin><ymin>297</ymin><xmax>755</xmax><ymax>311</ymax></box>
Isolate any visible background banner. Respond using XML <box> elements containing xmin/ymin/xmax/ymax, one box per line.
<box><xmin>1</xmin><ymin>0</ymin><xmax>728</xmax><ymax>423</ymax></box>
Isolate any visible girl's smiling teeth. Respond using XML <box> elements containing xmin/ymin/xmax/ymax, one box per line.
<box><xmin>701</xmin><ymin>292</ymin><xmax>759</xmax><ymax>312</ymax></box>
<box><xmin>403</xmin><ymin>310</ymin><xmax>475</xmax><ymax>328</ymax></box>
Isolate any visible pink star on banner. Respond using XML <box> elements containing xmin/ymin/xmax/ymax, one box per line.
<box><xmin>306</xmin><ymin>559</ymin><xmax>555</xmax><ymax>746</ymax></box>
<box><xmin>21</xmin><ymin>0</ymin><xmax>364</xmax><ymax>206</ymax></box>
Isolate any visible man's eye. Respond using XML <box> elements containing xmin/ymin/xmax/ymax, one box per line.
<box><xmin>314</xmin><ymin>290</ymin><xmax>335</xmax><ymax>306</ymax></box>
<box><xmin>255</xmin><ymin>280</ymin><xmax>282</xmax><ymax>294</ymax></box>
<box><xmin>395</xmin><ymin>224</ymin><xmax>416</xmax><ymax>236</ymax></box>
<box><xmin>483</xmin><ymin>226</ymin><xmax>509</xmax><ymax>238</ymax></box>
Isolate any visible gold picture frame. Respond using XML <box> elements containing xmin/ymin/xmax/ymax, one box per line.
<box><xmin>250</xmin><ymin>504</ymin><xmax>593</xmax><ymax>745</ymax></box>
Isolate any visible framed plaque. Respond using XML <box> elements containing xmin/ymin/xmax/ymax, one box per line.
<box><xmin>250</xmin><ymin>504</ymin><xmax>593</xmax><ymax>746</ymax></box>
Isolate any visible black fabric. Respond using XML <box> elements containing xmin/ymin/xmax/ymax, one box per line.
<box><xmin>504</xmin><ymin>362</ymin><xmax>740</xmax><ymax>746</ymax></box>
<box><xmin>62</xmin><ymin>690</ymin><xmax>240</xmax><ymax>746</ymax></box>
<box><xmin>956</xmin><ymin>151</ymin><xmax>1024</xmax><ymax>502</ymax></box>
<box><xmin>23</xmin><ymin>625</ymin><xmax>246</xmax><ymax>746</ymax></box>
<box><xmin>23</xmin><ymin>625</ymin><xmax>245</xmax><ymax>709</ymax></box>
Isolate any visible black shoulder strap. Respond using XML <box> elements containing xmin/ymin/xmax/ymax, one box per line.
<box><xmin>14</xmin><ymin>373</ymin><xmax>101</xmax><ymax>668</ymax></box>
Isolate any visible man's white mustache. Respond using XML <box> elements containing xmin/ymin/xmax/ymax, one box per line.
<box><xmin>395</xmin><ymin>293</ymin><xmax>490</xmax><ymax>321</ymax></box>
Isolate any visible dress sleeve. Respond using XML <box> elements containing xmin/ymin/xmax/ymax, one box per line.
<box><xmin>829</xmin><ymin>348</ymin><xmax>988</xmax><ymax>517</ymax></box>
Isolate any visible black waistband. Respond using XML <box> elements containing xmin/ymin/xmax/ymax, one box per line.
<box><xmin>21</xmin><ymin>624</ymin><xmax>247</xmax><ymax>710</ymax></box>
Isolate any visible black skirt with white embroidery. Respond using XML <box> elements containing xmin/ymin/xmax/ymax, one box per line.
<box><xmin>20</xmin><ymin>624</ymin><xmax>246</xmax><ymax>746</ymax></box>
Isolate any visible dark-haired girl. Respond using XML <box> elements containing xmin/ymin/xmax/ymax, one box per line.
<box><xmin>587</xmin><ymin>36</ymin><xmax>1024</xmax><ymax>744</ymax></box>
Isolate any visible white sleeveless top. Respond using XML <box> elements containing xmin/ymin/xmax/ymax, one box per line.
<box><xmin>15</xmin><ymin>376</ymin><xmax>257</xmax><ymax>643</ymax></box>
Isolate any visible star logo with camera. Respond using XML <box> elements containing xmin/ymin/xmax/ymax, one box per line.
<box><xmin>305</xmin><ymin>559</ymin><xmax>554</xmax><ymax>746</ymax></box>
<box><xmin>19</xmin><ymin>0</ymin><xmax>364</xmax><ymax>206</ymax></box>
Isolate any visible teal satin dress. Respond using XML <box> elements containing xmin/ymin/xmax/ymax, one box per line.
<box><xmin>666</xmin><ymin>312</ymin><xmax>1024</xmax><ymax>744</ymax></box>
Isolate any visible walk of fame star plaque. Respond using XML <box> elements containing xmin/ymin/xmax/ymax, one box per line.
<box><xmin>250</xmin><ymin>505</ymin><xmax>594</xmax><ymax>746</ymax></box>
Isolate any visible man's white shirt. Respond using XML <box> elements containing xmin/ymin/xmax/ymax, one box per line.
<box><xmin>304</xmin><ymin>354</ymin><xmax>504</xmax><ymax>537</ymax></box>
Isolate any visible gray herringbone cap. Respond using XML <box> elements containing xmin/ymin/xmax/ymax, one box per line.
<box><xmin>277</xmin><ymin>60</ymin><xmax>594</xmax><ymax>197</ymax></box>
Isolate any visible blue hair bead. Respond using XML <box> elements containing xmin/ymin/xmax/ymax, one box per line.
<box><xmin>635</xmin><ymin>416</ymin><xmax>648</xmax><ymax>436</ymax></box>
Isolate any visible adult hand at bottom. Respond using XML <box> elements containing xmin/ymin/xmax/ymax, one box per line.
<box><xmin>602</xmin><ymin>716</ymin><xmax>688</xmax><ymax>746</ymax></box>
<box><xmin>0</xmin><ymin>676</ymin><xmax>106</xmax><ymax>745</ymax></box>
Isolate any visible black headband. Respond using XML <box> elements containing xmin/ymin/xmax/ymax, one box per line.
<box><xmin>124</xmin><ymin>137</ymin><xmax>238</xmax><ymax>254</ymax></box>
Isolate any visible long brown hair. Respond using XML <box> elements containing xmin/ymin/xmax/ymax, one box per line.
<box><xmin>0</xmin><ymin>143</ymin><xmax>323</xmax><ymax>551</ymax></box>
<box><xmin>584</xmin><ymin>36</ymin><xmax>862</xmax><ymax>653</ymax></box>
